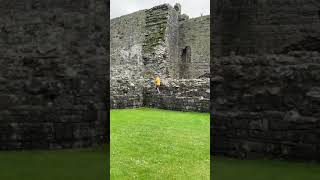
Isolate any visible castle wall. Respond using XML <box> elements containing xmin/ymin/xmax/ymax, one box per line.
<box><xmin>178</xmin><ymin>16</ymin><xmax>210</xmax><ymax>78</ymax></box>
<box><xmin>110</xmin><ymin>11</ymin><xmax>146</xmax><ymax>108</ymax></box>
<box><xmin>211</xmin><ymin>52</ymin><xmax>320</xmax><ymax>160</ymax></box>
<box><xmin>144</xmin><ymin>78</ymin><xmax>210</xmax><ymax>112</ymax></box>
<box><xmin>140</xmin><ymin>7</ymin><xmax>210</xmax><ymax>112</ymax></box>
<box><xmin>110</xmin><ymin>4</ymin><xmax>210</xmax><ymax>112</ymax></box>
<box><xmin>211</xmin><ymin>0</ymin><xmax>320</xmax><ymax>161</ymax></box>
<box><xmin>165</xmin><ymin>7</ymin><xmax>180</xmax><ymax>78</ymax></box>
<box><xmin>0</xmin><ymin>0</ymin><xmax>108</xmax><ymax>150</ymax></box>
<box><xmin>142</xmin><ymin>4</ymin><xmax>180</xmax><ymax>79</ymax></box>
<box><xmin>213</xmin><ymin>0</ymin><xmax>320</xmax><ymax>56</ymax></box>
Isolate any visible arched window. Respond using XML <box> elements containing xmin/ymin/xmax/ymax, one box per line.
<box><xmin>181</xmin><ymin>46</ymin><xmax>191</xmax><ymax>63</ymax></box>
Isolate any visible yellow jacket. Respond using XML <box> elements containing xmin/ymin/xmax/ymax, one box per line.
<box><xmin>155</xmin><ymin>76</ymin><xmax>161</xmax><ymax>86</ymax></box>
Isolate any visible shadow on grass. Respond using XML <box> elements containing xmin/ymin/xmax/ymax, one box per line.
<box><xmin>211</xmin><ymin>156</ymin><xmax>320</xmax><ymax>180</ymax></box>
<box><xmin>0</xmin><ymin>144</ymin><xmax>109</xmax><ymax>180</ymax></box>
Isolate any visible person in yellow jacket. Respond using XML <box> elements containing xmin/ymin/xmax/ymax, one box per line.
<box><xmin>154</xmin><ymin>73</ymin><xmax>161</xmax><ymax>94</ymax></box>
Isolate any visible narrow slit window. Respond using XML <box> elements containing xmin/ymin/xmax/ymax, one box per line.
<box><xmin>181</xmin><ymin>46</ymin><xmax>191</xmax><ymax>63</ymax></box>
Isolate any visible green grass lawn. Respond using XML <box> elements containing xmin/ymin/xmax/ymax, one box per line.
<box><xmin>1</xmin><ymin>108</ymin><xmax>319</xmax><ymax>180</ymax></box>
<box><xmin>110</xmin><ymin>108</ymin><xmax>210</xmax><ymax>179</ymax></box>
<box><xmin>213</xmin><ymin>156</ymin><xmax>320</xmax><ymax>180</ymax></box>
<box><xmin>0</xmin><ymin>145</ymin><xmax>108</xmax><ymax>180</ymax></box>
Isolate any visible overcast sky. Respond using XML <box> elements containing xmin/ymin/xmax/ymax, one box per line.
<box><xmin>111</xmin><ymin>0</ymin><xmax>210</xmax><ymax>19</ymax></box>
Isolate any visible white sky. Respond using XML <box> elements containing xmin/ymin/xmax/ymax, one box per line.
<box><xmin>110</xmin><ymin>0</ymin><xmax>210</xmax><ymax>19</ymax></box>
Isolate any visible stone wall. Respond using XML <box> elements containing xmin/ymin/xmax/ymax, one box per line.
<box><xmin>179</xmin><ymin>16</ymin><xmax>210</xmax><ymax>78</ymax></box>
<box><xmin>211</xmin><ymin>51</ymin><xmax>320</xmax><ymax>160</ymax></box>
<box><xmin>110</xmin><ymin>11</ymin><xmax>146</xmax><ymax>108</ymax></box>
<box><xmin>144</xmin><ymin>78</ymin><xmax>210</xmax><ymax>112</ymax></box>
<box><xmin>165</xmin><ymin>6</ymin><xmax>180</xmax><ymax>78</ymax></box>
<box><xmin>110</xmin><ymin>79</ymin><xmax>144</xmax><ymax>109</ymax></box>
<box><xmin>0</xmin><ymin>0</ymin><xmax>108</xmax><ymax>150</ymax></box>
<box><xmin>110</xmin><ymin>4</ymin><xmax>210</xmax><ymax>111</ymax></box>
<box><xmin>143</xmin><ymin>4</ymin><xmax>180</xmax><ymax>78</ymax></box>
<box><xmin>110</xmin><ymin>4</ymin><xmax>181</xmax><ymax>109</ymax></box>
<box><xmin>212</xmin><ymin>0</ymin><xmax>320</xmax><ymax>56</ymax></box>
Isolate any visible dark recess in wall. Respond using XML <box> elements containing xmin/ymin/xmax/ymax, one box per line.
<box><xmin>181</xmin><ymin>46</ymin><xmax>191</xmax><ymax>63</ymax></box>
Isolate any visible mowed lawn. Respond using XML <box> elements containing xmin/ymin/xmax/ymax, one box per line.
<box><xmin>0</xmin><ymin>145</ymin><xmax>108</xmax><ymax>180</ymax></box>
<box><xmin>110</xmin><ymin>108</ymin><xmax>210</xmax><ymax>179</ymax></box>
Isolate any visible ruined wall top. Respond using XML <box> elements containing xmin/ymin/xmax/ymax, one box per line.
<box><xmin>111</xmin><ymin>3</ymin><xmax>210</xmax><ymax>79</ymax></box>
<box><xmin>111</xmin><ymin>3</ymin><xmax>210</xmax><ymax>110</ymax></box>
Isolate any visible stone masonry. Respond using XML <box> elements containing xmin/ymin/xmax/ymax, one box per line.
<box><xmin>212</xmin><ymin>0</ymin><xmax>320</xmax><ymax>56</ymax></box>
<box><xmin>111</xmin><ymin>4</ymin><xmax>210</xmax><ymax>112</ymax></box>
<box><xmin>0</xmin><ymin>0</ymin><xmax>108</xmax><ymax>150</ymax></box>
<box><xmin>212</xmin><ymin>0</ymin><xmax>320</xmax><ymax>161</ymax></box>
<box><xmin>212</xmin><ymin>52</ymin><xmax>320</xmax><ymax>160</ymax></box>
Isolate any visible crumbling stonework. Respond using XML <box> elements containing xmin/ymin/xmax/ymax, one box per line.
<box><xmin>0</xmin><ymin>0</ymin><xmax>108</xmax><ymax>150</ymax></box>
<box><xmin>212</xmin><ymin>0</ymin><xmax>320</xmax><ymax>161</ymax></box>
<box><xmin>144</xmin><ymin>78</ymin><xmax>210</xmax><ymax>112</ymax></box>
<box><xmin>212</xmin><ymin>52</ymin><xmax>320</xmax><ymax>160</ymax></box>
<box><xmin>143</xmin><ymin>5</ymin><xmax>176</xmax><ymax>78</ymax></box>
<box><xmin>110</xmin><ymin>10</ymin><xmax>146</xmax><ymax>108</ymax></box>
<box><xmin>111</xmin><ymin>4</ymin><xmax>210</xmax><ymax>111</ymax></box>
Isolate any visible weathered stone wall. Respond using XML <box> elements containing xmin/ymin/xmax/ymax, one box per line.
<box><xmin>110</xmin><ymin>3</ymin><xmax>210</xmax><ymax>112</ymax></box>
<box><xmin>211</xmin><ymin>0</ymin><xmax>320</xmax><ymax>161</ymax></box>
<box><xmin>144</xmin><ymin>78</ymin><xmax>210</xmax><ymax>112</ymax></box>
<box><xmin>211</xmin><ymin>51</ymin><xmax>320</xmax><ymax>160</ymax></box>
<box><xmin>110</xmin><ymin>79</ymin><xmax>144</xmax><ymax>109</ymax></box>
<box><xmin>143</xmin><ymin>4</ymin><xmax>180</xmax><ymax>79</ymax></box>
<box><xmin>165</xmin><ymin>6</ymin><xmax>180</xmax><ymax>78</ymax></box>
<box><xmin>0</xmin><ymin>0</ymin><xmax>108</xmax><ymax>150</ymax></box>
<box><xmin>110</xmin><ymin>11</ymin><xmax>146</xmax><ymax>108</ymax></box>
<box><xmin>212</xmin><ymin>0</ymin><xmax>320</xmax><ymax>56</ymax></box>
<box><xmin>110</xmin><ymin>4</ymin><xmax>182</xmax><ymax>109</ymax></box>
<box><xmin>179</xmin><ymin>16</ymin><xmax>210</xmax><ymax>78</ymax></box>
